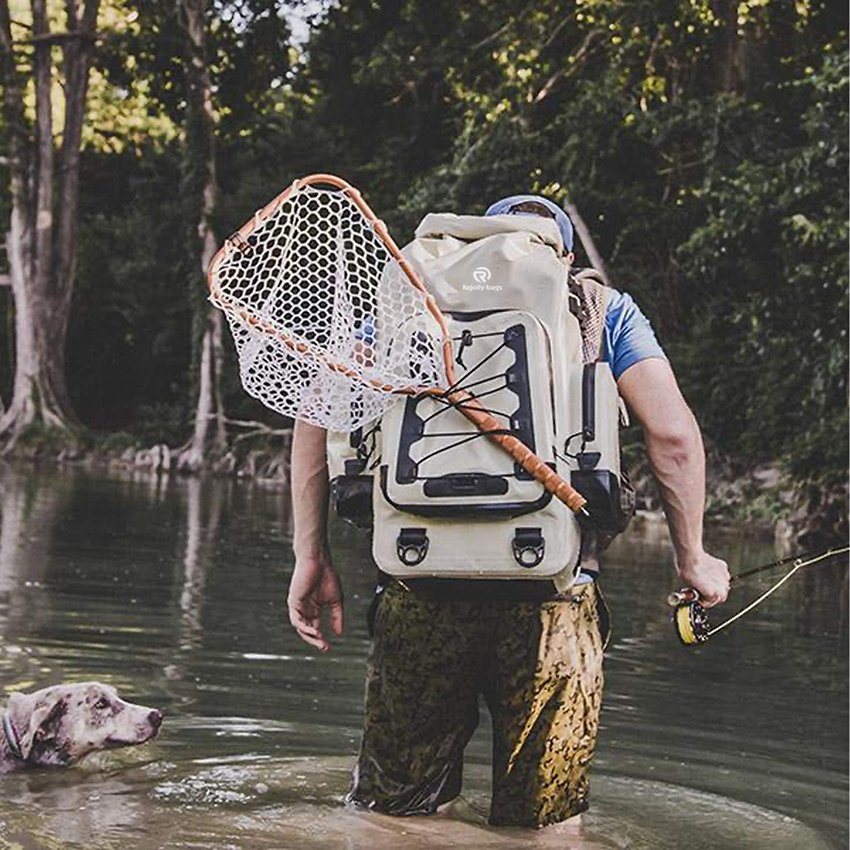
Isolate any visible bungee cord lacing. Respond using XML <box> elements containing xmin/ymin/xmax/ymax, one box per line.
<box><xmin>407</xmin><ymin>329</ymin><xmax>529</xmax><ymax>478</ymax></box>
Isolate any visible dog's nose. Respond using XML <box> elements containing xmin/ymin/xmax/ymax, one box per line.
<box><xmin>148</xmin><ymin>709</ymin><xmax>163</xmax><ymax>729</ymax></box>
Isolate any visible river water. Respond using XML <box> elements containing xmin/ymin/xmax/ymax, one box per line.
<box><xmin>0</xmin><ymin>467</ymin><xmax>845</xmax><ymax>849</ymax></box>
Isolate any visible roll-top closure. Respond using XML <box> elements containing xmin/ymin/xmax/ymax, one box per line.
<box><xmin>414</xmin><ymin>213</ymin><xmax>564</xmax><ymax>254</ymax></box>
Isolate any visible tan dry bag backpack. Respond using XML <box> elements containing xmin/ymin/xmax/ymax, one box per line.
<box><xmin>328</xmin><ymin>213</ymin><xmax>630</xmax><ymax>589</ymax></box>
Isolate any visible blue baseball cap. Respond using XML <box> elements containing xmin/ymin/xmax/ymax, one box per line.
<box><xmin>485</xmin><ymin>194</ymin><xmax>574</xmax><ymax>252</ymax></box>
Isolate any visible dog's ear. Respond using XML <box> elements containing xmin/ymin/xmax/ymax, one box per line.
<box><xmin>7</xmin><ymin>692</ymin><xmax>38</xmax><ymax>759</ymax></box>
<box><xmin>7</xmin><ymin>692</ymin><xmax>65</xmax><ymax>761</ymax></box>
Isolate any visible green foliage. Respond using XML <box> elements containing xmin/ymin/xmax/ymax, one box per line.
<box><xmin>285</xmin><ymin>0</ymin><xmax>847</xmax><ymax>486</ymax></box>
<box><xmin>675</xmin><ymin>49</ymin><xmax>849</xmax><ymax>481</ymax></box>
<box><xmin>131</xmin><ymin>401</ymin><xmax>188</xmax><ymax>446</ymax></box>
<box><xmin>94</xmin><ymin>430</ymin><xmax>140</xmax><ymax>453</ymax></box>
<box><xmin>14</xmin><ymin>422</ymin><xmax>90</xmax><ymax>455</ymax></box>
<box><xmin>2</xmin><ymin>0</ymin><xmax>846</xmax><ymax>493</ymax></box>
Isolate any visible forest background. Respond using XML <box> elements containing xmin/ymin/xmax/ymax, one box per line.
<box><xmin>0</xmin><ymin>0</ymin><xmax>847</xmax><ymax>537</ymax></box>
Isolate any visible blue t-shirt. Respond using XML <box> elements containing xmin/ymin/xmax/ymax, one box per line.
<box><xmin>602</xmin><ymin>289</ymin><xmax>666</xmax><ymax>379</ymax></box>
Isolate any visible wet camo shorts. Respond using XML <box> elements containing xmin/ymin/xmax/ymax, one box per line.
<box><xmin>346</xmin><ymin>580</ymin><xmax>610</xmax><ymax>827</ymax></box>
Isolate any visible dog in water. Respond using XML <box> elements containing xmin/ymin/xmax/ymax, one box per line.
<box><xmin>0</xmin><ymin>682</ymin><xmax>162</xmax><ymax>771</ymax></box>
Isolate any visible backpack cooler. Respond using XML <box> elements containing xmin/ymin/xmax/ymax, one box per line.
<box><xmin>328</xmin><ymin>213</ymin><xmax>629</xmax><ymax>588</ymax></box>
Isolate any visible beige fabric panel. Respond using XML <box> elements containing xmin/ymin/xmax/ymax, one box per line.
<box><xmin>380</xmin><ymin>312</ymin><xmax>555</xmax><ymax>512</ymax></box>
<box><xmin>326</xmin><ymin>424</ymin><xmax>383</xmax><ymax>480</ymax></box>
<box><xmin>415</xmin><ymin>213</ymin><xmax>563</xmax><ymax>253</ymax></box>
<box><xmin>372</xmin><ymin>479</ymin><xmax>581</xmax><ymax>580</ymax></box>
<box><xmin>566</xmin><ymin>362</ymin><xmax>621</xmax><ymax>479</ymax></box>
<box><xmin>404</xmin><ymin>220</ymin><xmax>575</xmax><ymax>345</ymax></box>
<box><xmin>326</xmin><ymin>429</ymin><xmax>351</xmax><ymax>480</ymax></box>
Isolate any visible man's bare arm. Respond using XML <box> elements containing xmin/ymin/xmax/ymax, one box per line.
<box><xmin>617</xmin><ymin>358</ymin><xmax>730</xmax><ymax>606</ymax></box>
<box><xmin>291</xmin><ymin>420</ymin><xmax>330</xmax><ymax>560</ymax></box>
<box><xmin>288</xmin><ymin>420</ymin><xmax>344</xmax><ymax>650</ymax></box>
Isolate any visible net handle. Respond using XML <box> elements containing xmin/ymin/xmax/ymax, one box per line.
<box><xmin>207</xmin><ymin>173</ymin><xmax>587</xmax><ymax>515</ymax></box>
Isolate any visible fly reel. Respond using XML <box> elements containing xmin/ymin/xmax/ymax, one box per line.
<box><xmin>673</xmin><ymin>601</ymin><xmax>710</xmax><ymax>645</ymax></box>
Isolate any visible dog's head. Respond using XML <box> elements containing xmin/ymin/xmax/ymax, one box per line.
<box><xmin>3</xmin><ymin>682</ymin><xmax>163</xmax><ymax>767</ymax></box>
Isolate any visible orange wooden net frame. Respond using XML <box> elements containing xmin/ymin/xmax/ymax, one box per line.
<box><xmin>208</xmin><ymin>174</ymin><xmax>587</xmax><ymax>514</ymax></box>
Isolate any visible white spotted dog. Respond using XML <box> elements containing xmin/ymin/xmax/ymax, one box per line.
<box><xmin>0</xmin><ymin>682</ymin><xmax>163</xmax><ymax>772</ymax></box>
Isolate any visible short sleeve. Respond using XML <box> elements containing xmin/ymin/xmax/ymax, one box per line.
<box><xmin>603</xmin><ymin>289</ymin><xmax>667</xmax><ymax>380</ymax></box>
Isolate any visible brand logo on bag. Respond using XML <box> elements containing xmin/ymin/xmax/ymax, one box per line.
<box><xmin>464</xmin><ymin>266</ymin><xmax>502</xmax><ymax>292</ymax></box>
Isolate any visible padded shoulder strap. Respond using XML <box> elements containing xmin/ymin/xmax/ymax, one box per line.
<box><xmin>569</xmin><ymin>268</ymin><xmax>610</xmax><ymax>365</ymax></box>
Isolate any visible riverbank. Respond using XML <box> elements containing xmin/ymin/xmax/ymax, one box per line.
<box><xmin>627</xmin><ymin>444</ymin><xmax>848</xmax><ymax>552</ymax></box>
<box><xmin>3</xmin><ymin>426</ymin><xmax>845</xmax><ymax>550</ymax></box>
<box><xmin>3</xmin><ymin>425</ymin><xmax>293</xmax><ymax>481</ymax></box>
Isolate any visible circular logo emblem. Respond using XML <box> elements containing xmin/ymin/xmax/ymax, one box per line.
<box><xmin>473</xmin><ymin>266</ymin><xmax>491</xmax><ymax>284</ymax></box>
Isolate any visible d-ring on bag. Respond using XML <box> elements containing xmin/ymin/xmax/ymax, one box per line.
<box><xmin>328</xmin><ymin>213</ymin><xmax>630</xmax><ymax>589</ymax></box>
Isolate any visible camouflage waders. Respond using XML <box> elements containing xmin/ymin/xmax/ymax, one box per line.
<box><xmin>347</xmin><ymin>579</ymin><xmax>610</xmax><ymax>827</ymax></box>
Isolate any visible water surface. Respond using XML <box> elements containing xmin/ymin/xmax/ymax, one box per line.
<box><xmin>0</xmin><ymin>467</ymin><xmax>846</xmax><ymax>848</ymax></box>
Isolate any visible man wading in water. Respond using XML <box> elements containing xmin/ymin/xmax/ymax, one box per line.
<box><xmin>286</xmin><ymin>196</ymin><xmax>731</xmax><ymax>828</ymax></box>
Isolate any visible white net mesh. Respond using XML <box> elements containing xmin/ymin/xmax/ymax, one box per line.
<box><xmin>209</xmin><ymin>184</ymin><xmax>447</xmax><ymax>432</ymax></box>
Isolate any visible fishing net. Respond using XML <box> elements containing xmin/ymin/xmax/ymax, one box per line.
<box><xmin>208</xmin><ymin>179</ymin><xmax>446</xmax><ymax>432</ymax></box>
<box><xmin>208</xmin><ymin>174</ymin><xmax>588</xmax><ymax>514</ymax></box>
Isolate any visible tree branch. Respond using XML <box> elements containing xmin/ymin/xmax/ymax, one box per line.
<box><xmin>564</xmin><ymin>202</ymin><xmax>612</xmax><ymax>286</ymax></box>
<box><xmin>25</xmin><ymin>30</ymin><xmax>96</xmax><ymax>45</ymax></box>
<box><xmin>533</xmin><ymin>29</ymin><xmax>603</xmax><ymax>105</ymax></box>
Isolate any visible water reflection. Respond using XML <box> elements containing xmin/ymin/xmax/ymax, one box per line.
<box><xmin>0</xmin><ymin>466</ymin><xmax>846</xmax><ymax>849</ymax></box>
<box><xmin>178</xmin><ymin>476</ymin><xmax>219</xmax><ymax>651</ymax></box>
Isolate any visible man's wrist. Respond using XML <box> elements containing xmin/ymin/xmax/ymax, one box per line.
<box><xmin>674</xmin><ymin>543</ymin><xmax>705</xmax><ymax>573</ymax></box>
<box><xmin>293</xmin><ymin>538</ymin><xmax>329</xmax><ymax>563</ymax></box>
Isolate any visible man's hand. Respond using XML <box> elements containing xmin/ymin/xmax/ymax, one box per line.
<box><xmin>287</xmin><ymin>551</ymin><xmax>344</xmax><ymax>652</ymax></box>
<box><xmin>676</xmin><ymin>551</ymin><xmax>730</xmax><ymax>607</ymax></box>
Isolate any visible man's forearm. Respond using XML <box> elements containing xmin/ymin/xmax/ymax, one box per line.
<box><xmin>617</xmin><ymin>359</ymin><xmax>709</xmax><ymax>568</ymax></box>
<box><xmin>618</xmin><ymin>357</ymin><xmax>728</xmax><ymax>602</ymax></box>
<box><xmin>645</xmin><ymin>409</ymin><xmax>705</xmax><ymax>567</ymax></box>
<box><xmin>291</xmin><ymin>420</ymin><xmax>330</xmax><ymax>559</ymax></box>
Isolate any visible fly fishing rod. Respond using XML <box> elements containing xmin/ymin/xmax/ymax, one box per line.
<box><xmin>669</xmin><ymin>545</ymin><xmax>850</xmax><ymax>646</ymax></box>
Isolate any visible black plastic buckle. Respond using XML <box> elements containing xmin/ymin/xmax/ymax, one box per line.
<box><xmin>577</xmin><ymin>451</ymin><xmax>601</xmax><ymax>470</ymax></box>
<box><xmin>456</xmin><ymin>328</ymin><xmax>475</xmax><ymax>368</ymax></box>
<box><xmin>344</xmin><ymin>458</ymin><xmax>367</xmax><ymax>475</ymax></box>
<box><xmin>570</xmin><ymin>469</ymin><xmax>630</xmax><ymax>533</ymax></box>
<box><xmin>397</xmin><ymin>528</ymin><xmax>429</xmax><ymax>566</ymax></box>
<box><xmin>512</xmin><ymin>527</ymin><xmax>545</xmax><ymax>568</ymax></box>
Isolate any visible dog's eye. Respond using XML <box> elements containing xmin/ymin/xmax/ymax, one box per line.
<box><xmin>94</xmin><ymin>697</ymin><xmax>111</xmax><ymax>711</ymax></box>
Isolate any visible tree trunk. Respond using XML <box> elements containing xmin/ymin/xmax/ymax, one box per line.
<box><xmin>0</xmin><ymin>0</ymin><xmax>100</xmax><ymax>449</ymax></box>
<box><xmin>712</xmin><ymin>0</ymin><xmax>749</xmax><ymax>95</ymax></box>
<box><xmin>179</xmin><ymin>307</ymin><xmax>226</xmax><ymax>471</ymax></box>
<box><xmin>177</xmin><ymin>0</ymin><xmax>226</xmax><ymax>472</ymax></box>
